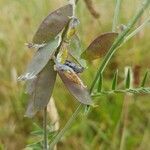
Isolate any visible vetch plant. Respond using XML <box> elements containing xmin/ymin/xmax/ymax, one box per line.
<box><xmin>18</xmin><ymin>0</ymin><xmax>150</xmax><ymax>149</ymax></box>
<box><xmin>18</xmin><ymin>2</ymin><xmax>93</xmax><ymax>118</ymax></box>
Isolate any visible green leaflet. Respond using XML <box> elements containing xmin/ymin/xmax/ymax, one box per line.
<box><xmin>125</xmin><ymin>68</ymin><xmax>131</xmax><ymax>89</ymax></box>
<box><xmin>25</xmin><ymin>60</ymin><xmax>57</xmax><ymax>118</ymax></box>
<box><xmin>33</xmin><ymin>4</ymin><xmax>73</xmax><ymax>44</ymax></box>
<box><xmin>141</xmin><ymin>71</ymin><xmax>149</xmax><ymax>87</ymax></box>
<box><xmin>81</xmin><ymin>32</ymin><xmax>118</xmax><ymax>61</ymax></box>
<box><xmin>112</xmin><ymin>70</ymin><xmax>118</xmax><ymax>90</ymax></box>
<box><xmin>19</xmin><ymin>36</ymin><xmax>60</xmax><ymax>80</ymax></box>
<box><xmin>97</xmin><ymin>73</ymin><xmax>103</xmax><ymax>92</ymax></box>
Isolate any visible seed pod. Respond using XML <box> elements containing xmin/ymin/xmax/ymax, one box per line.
<box><xmin>81</xmin><ymin>32</ymin><xmax>118</xmax><ymax>61</ymax></box>
<box><xmin>55</xmin><ymin>63</ymin><xmax>92</xmax><ymax>105</ymax></box>
<box><xmin>33</xmin><ymin>4</ymin><xmax>73</xmax><ymax>44</ymax></box>
<box><xmin>18</xmin><ymin>36</ymin><xmax>60</xmax><ymax>81</ymax></box>
<box><xmin>25</xmin><ymin>60</ymin><xmax>57</xmax><ymax>118</ymax></box>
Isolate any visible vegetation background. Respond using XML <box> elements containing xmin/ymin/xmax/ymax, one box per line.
<box><xmin>0</xmin><ymin>0</ymin><xmax>149</xmax><ymax>149</ymax></box>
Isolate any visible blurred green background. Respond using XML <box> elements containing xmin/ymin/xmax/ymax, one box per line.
<box><xmin>0</xmin><ymin>0</ymin><xmax>150</xmax><ymax>149</ymax></box>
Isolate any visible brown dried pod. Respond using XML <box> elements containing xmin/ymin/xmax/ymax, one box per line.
<box><xmin>25</xmin><ymin>60</ymin><xmax>57</xmax><ymax>118</ymax></box>
<box><xmin>33</xmin><ymin>4</ymin><xmax>73</xmax><ymax>44</ymax></box>
<box><xmin>81</xmin><ymin>32</ymin><xmax>118</xmax><ymax>61</ymax></box>
<box><xmin>18</xmin><ymin>36</ymin><xmax>60</xmax><ymax>81</ymax></box>
<box><xmin>55</xmin><ymin>63</ymin><xmax>92</xmax><ymax>105</ymax></box>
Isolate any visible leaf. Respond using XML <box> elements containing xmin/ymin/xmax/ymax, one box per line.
<box><xmin>18</xmin><ymin>36</ymin><xmax>60</xmax><ymax>81</ymax></box>
<box><xmin>26</xmin><ymin>141</ymin><xmax>42</xmax><ymax>150</ymax></box>
<box><xmin>33</xmin><ymin>4</ymin><xmax>73</xmax><ymax>44</ymax></box>
<box><xmin>97</xmin><ymin>73</ymin><xmax>103</xmax><ymax>92</ymax></box>
<box><xmin>25</xmin><ymin>60</ymin><xmax>57</xmax><ymax>118</ymax></box>
<box><xmin>112</xmin><ymin>70</ymin><xmax>118</xmax><ymax>90</ymax></box>
<box><xmin>81</xmin><ymin>32</ymin><xmax>118</xmax><ymax>61</ymax></box>
<box><xmin>55</xmin><ymin>63</ymin><xmax>92</xmax><ymax>105</ymax></box>
<box><xmin>125</xmin><ymin>68</ymin><xmax>131</xmax><ymax>89</ymax></box>
<box><xmin>141</xmin><ymin>71</ymin><xmax>149</xmax><ymax>87</ymax></box>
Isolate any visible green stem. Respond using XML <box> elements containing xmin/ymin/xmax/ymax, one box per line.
<box><xmin>49</xmin><ymin>0</ymin><xmax>150</xmax><ymax>148</ymax></box>
<box><xmin>49</xmin><ymin>104</ymin><xmax>83</xmax><ymax>149</ymax></box>
<box><xmin>43</xmin><ymin>107</ymin><xmax>48</xmax><ymax>150</ymax></box>
<box><xmin>112</xmin><ymin>0</ymin><xmax>122</xmax><ymax>31</ymax></box>
<box><xmin>123</xmin><ymin>17</ymin><xmax>150</xmax><ymax>43</ymax></box>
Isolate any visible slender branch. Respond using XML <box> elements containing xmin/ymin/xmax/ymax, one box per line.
<box><xmin>91</xmin><ymin>87</ymin><xmax>150</xmax><ymax>96</ymax></box>
<box><xmin>119</xmin><ymin>94</ymin><xmax>130</xmax><ymax>150</ymax></box>
<box><xmin>43</xmin><ymin>107</ymin><xmax>48</xmax><ymax>150</ymax></box>
<box><xmin>112</xmin><ymin>0</ymin><xmax>122</xmax><ymax>31</ymax></box>
<box><xmin>49</xmin><ymin>0</ymin><xmax>150</xmax><ymax>148</ymax></box>
<box><xmin>123</xmin><ymin>17</ymin><xmax>150</xmax><ymax>43</ymax></box>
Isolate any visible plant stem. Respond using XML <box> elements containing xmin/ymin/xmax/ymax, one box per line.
<box><xmin>49</xmin><ymin>0</ymin><xmax>150</xmax><ymax>148</ymax></box>
<box><xmin>123</xmin><ymin>17</ymin><xmax>150</xmax><ymax>44</ymax></box>
<box><xmin>43</xmin><ymin>107</ymin><xmax>48</xmax><ymax>150</ymax></box>
<box><xmin>119</xmin><ymin>94</ymin><xmax>131</xmax><ymax>150</ymax></box>
<box><xmin>49</xmin><ymin>104</ymin><xmax>83</xmax><ymax>149</ymax></box>
<box><xmin>112</xmin><ymin>0</ymin><xmax>122</xmax><ymax>31</ymax></box>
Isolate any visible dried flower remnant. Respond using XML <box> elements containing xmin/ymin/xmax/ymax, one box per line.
<box><xmin>66</xmin><ymin>17</ymin><xmax>80</xmax><ymax>40</ymax></box>
<box><xmin>64</xmin><ymin>60</ymin><xmax>84</xmax><ymax>73</ymax></box>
